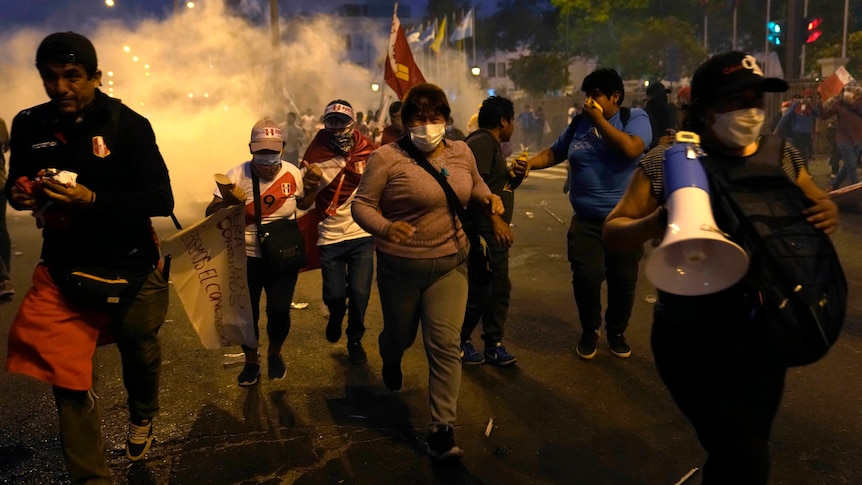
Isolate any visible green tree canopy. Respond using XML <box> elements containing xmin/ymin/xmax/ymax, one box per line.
<box><xmin>478</xmin><ymin>0</ymin><xmax>559</xmax><ymax>55</ymax></box>
<box><xmin>618</xmin><ymin>17</ymin><xmax>707</xmax><ymax>80</ymax></box>
<box><xmin>508</xmin><ymin>53</ymin><xmax>570</xmax><ymax>96</ymax></box>
<box><xmin>807</xmin><ymin>31</ymin><xmax>862</xmax><ymax>80</ymax></box>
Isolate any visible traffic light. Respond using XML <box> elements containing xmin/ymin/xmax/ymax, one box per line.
<box><xmin>805</xmin><ymin>17</ymin><xmax>823</xmax><ymax>43</ymax></box>
<box><xmin>767</xmin><ymin>20</ymin><xmax>783</xmax><ymax>46</ymax></box>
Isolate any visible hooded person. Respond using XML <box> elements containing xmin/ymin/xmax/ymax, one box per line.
<box><xmin>644</xmin><ymin>81</ymin><xmax>677</xmax><ymax>148</ymax></box>
<box><xmin>298</xmin><ymin>100</ymin><xmax>377</xmax><ymax>364</ymax></box>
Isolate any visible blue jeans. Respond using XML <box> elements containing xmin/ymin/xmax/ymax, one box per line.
<box><xmin>319</xmin><ymin>237</ymin><xmax>374</xmax><ymax>342</ymax></box>
<box><xmin>833</xmin><ymin>142</ymin><xmax>862</xmax><ymax>188</ymax></box>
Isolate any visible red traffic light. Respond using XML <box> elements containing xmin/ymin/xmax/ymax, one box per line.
<box><xmin>806</xmin><ymin>17</ymin><xmax>823</xmax><ymax>44</ymax></box>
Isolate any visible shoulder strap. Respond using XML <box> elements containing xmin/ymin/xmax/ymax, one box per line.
<box><xmin>620</xmin><ymin>106</ymin><xmax>631</xmax><ymax>126</ymax></box>
<box><xmin>747</xmin><ymin>134</ymin><xmax>785</xmax><ymax>169</ymax></box>
<box><xmin>396</xmin><ymin>136</ymin><xmax>472</xmax><ymax>232</ymax></box>
<box><xmin>561</xmin><ymin>113</ymin><xmax>584</xmax><ymax>148</ymax></box>
<box><xmin>251</xmin><ymin>170</ymin><xmax>264</xmax><ymax>240</ymax></box>
<box><xmin>107</xmin><ymin>97</ymin><xmax>183</xmax><ymax>230</ymax></box>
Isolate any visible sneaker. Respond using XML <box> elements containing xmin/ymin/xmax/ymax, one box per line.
<box><xmin>382</xmin><ymin>362</ymin><xmax>403</xmax><ymax>391</ymax></box>
<box><xmin>608</xmin><ymin>334</ymin><xmax>632</xmax><ymax>359</ymax></box>
<box><xmin>484</xmin><ymin>343</ymin><xmax>517</xmax><ymax>366</ymax></box>
<box><xmin>0</xmin><ymin>280</ymin><xmax>14</xmax><ymax>299</ymax></box>
<box><xmin>126</xmin><ymin>418</ymin><xmax>154</xmax><ymax>461</ymax></box>
<box><xmin>325</xmin><ymin>315</ymin><xmax>342</xmax><ymax>343</ymax></box>
<box><xmin>426</xmin><ymin>424</ymin><xmax>464</xmax><ymax>460</ymax></box>
<box><xmin>237</xmin><ymin>363</ymin><xmax>261</xmax><ymax>387</ymax></box>
<box><xmin>459</xmin><ymin>340</ymin><xmax>485</xmax><ymax>365</ymax></box>
<box><xmin>576</xmin><ymin>330</ymin><xmax>599</xmax><ymax>360</ymax></box>
<box><xmin>347</xmin><ymin>340</ymin><xmax>368</xmax><ymax>364</ymax></box>
<box><xmin>268</xmin><ymin>354</ymin><xmax>286</xmax><ymax>379</ymax></box>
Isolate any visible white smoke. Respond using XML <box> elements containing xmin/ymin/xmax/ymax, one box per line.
<box><xmin>0</xmin><ymin>0</ymin><xmax>484</xmax><ymax>224</ymax></box>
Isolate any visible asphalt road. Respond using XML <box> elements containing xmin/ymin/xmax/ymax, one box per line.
<box><xmin>1</xmin><ymin>158</ymin><xmax>860</xmax><ymax>484</ymax></box>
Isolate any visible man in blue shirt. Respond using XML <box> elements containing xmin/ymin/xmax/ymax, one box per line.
<box><xmin>514</xmin><ymin>68</ymin><xmax>652</xmax><ymax>359</ymax></box>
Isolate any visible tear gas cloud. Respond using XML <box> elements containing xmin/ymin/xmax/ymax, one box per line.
<box><xmin>0</xmin><ymin>0</ymin><xmax>484</xmax><ymax>224</ymax></box>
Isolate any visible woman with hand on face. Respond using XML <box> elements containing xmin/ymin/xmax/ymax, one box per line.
<box><xmin>206</xmin><ymin>118</ymin><xmax>322</xmax><ymax>388</ymax></box>
<box><xmin>352</xmin><ymin>83</ymin><xmax>503</xmax><ymax>461</ymax></box>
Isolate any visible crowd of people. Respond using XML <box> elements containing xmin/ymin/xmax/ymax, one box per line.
<box><xmin>0</xmin><ymin>30</ymin><xmax>848</xmax><ymax>485</ymax></box>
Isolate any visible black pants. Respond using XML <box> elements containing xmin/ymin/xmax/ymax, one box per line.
<box><xmin>567</xmin><ymin>216</ymin><xmax>642</xmax><ymax>336</ymax></box>
<box><xmin>244</xmin><ymin>256</ymin><xmax>299</xmax><ymax>350</ymax></box>
<box><xmin>461</xmin><ymin>241</ymin><xmax>511</xmax><ymax>347</ymax></box>
<box><xmin>652</xmin><ymin>290</ymin><xmax>787</xmax><ymax>484</ymax></box>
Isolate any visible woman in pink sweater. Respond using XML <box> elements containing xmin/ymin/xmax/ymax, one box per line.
<box><xmin>352</xmin><ymin>83</ymin><xmax>502</xmax><ymax>461</ymax></box>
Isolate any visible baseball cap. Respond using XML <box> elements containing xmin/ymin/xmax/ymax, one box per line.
<box><xmin>36</xmin><ymin>32</ymin><xmax>98</xmax><ymax>68</ymax></box>
<box><xmin>323</xmin><ymin>100</ymin><xmax>355</xmax><ymax>124</ymax></box>
<box><xmin>691</xmin><ymin>51</ymin><xmax>788</xmax><ymax>107</ymax></box>
<box><xmin>249</xmin><ymin>118</ymin><xmax>284</xmax><ymax>152</ymax></box>
<box><xmin>646</xmin><ymin>82</ymin><xmax>669</xmax><ymax>97</ymax></box>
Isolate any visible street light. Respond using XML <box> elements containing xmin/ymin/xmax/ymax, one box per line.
<box><xmin>471</xmin><ymin>66</ymin><xmax>481</xmax><ymax>77</ymax></box>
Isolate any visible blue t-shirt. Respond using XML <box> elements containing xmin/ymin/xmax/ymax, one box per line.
<box><xmin>550</xmin><ymin>108</ymin><xmax>652</xmax><ymax>218</ymax></box>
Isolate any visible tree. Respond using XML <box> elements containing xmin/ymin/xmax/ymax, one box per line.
<box><xmin>479</xmin><ymin>0</ymin><xmax>559</xmax><ymax>55</ymax></box>
<box><xmin>508</xmin><ymin>53</ymin><xmax>570</xmax><ymax>96</ymax></box>
<box><xmin>551</xmin><ymin>0</ymin><xmax>649</xmax><ymax>67</ymax></box>
<box><xmin>618</xmin><ymin>17</ymin><xmax>707</xmax><ymax>80</ymax></box>
<box><xmin>807</xmin><ymin>31</ymin><xmax>862</xmax><ymax>79</ymax></box>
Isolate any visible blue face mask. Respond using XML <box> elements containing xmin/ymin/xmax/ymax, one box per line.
<box><xmin>252</xmin><ymin>153</ymin><xmax>281</xmax><ymax>166</ymax></box>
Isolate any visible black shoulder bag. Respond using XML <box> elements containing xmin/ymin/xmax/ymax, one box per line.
<box><xmin>251</xmin><ymin>170</ymin><xmax>307</xmax><ymax>273</ymax></box>
<box><xmin>396</xmin><ymin>137</ymin><xmax>492</xmax><ymax>283</ymax></box>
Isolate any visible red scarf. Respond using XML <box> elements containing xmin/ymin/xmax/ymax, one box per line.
<box><xmin>302</xmin><ymin>130</ymin><xmax>375</xmax><ymax>220</ymax></box>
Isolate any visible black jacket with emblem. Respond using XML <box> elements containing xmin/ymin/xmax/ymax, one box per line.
<box><xmin>5</xmin><ymin>89</ymin><xmax>173</xmax><ymax>271</ymax></box>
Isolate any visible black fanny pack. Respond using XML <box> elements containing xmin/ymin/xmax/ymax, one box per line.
<box><xmin>49</xmin><ymin>263</ymin><xmax>151</xmax><ymax>312</ymax></box>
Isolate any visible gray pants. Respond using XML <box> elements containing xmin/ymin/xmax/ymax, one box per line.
<box><xmin>375</xmin><ymin>249</ymin><xmax>468</xmax><ymax>427</ymax></box>
<box><xmin>55</xmin><ymin>268</ymin><xmax>169</xmax><ymax>484</ymax></box>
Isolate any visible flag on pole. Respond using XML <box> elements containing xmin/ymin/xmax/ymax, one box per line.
<box><xmin>407</xmin><ymin>22</ymin><xmax>435</xmax><ymax>49</ymax></box>
<box><xmin>418</xmin><ymin>21</ymin><xmax>436</xmax><ymax>48</ymax></box>
<box><xmin>384</xmin><ymin>4</ymin><xmax>426</xmax><ymax>100</ymax></box>
<box><xmin>406</xmin><ymin>27</ymin><xmax>421</xmax><ymax>45</ymax></box>
<box><xmin>430</xmin><ymin>17</ymin><xmax>447</xmax><ymax>54</ymax></box>
<box><xmin>449</xmin><ymin>8</ymin><xmax>474</xmax><ymax>42</ymax></box>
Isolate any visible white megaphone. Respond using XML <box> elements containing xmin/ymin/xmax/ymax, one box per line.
<box><xmin>644</xmin><ymin>132</ymin><xmax>749</xmax><ymax>296</ymax></box>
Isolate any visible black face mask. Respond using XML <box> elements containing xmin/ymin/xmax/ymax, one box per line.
<box><xmin>328</xmin><ymin>127</ymin><xmax>354</xmax><ymax>153</ymax></box>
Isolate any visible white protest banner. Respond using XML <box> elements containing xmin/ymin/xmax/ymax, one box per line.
<box><xmin>162</xmin><ymin>204</ymin><xmax>256</xmax><ymax>349</ymax></box>
<box><xmin>818</xmin><ymin>66</ymin><xmax>855</xmax><ymax>101</ymax></box>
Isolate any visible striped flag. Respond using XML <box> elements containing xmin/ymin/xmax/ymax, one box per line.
<box><xmin>449</xmin><ymin>8</ymin><xmax>474</xmax><ymax>42</ymax></box>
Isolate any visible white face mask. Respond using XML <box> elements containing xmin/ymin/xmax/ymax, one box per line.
<box><xmin>712</xmin><ymin>108</ymin><xmax>765</xmax><ymax>149</ymax></box>
<box><xmin>409</xmin><ymin>123</ymin><xmax>446</xmax><ymax>152</ymax></box>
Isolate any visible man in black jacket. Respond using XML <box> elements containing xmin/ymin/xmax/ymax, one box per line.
<box><xmin>5</xmin><ymin>31</ymin><xmax>174</xmax><ymax>483</ymax></box>
<box><xmin>459</xmin><ymin>96</ymin><xmax>520</xmax><ymax>366</ymax></box>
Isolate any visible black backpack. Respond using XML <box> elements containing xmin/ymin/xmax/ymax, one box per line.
<box><xmin>704</xmin><ymin>135</ymin><xmax>847</xmax><ymax>367</ymax></box>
